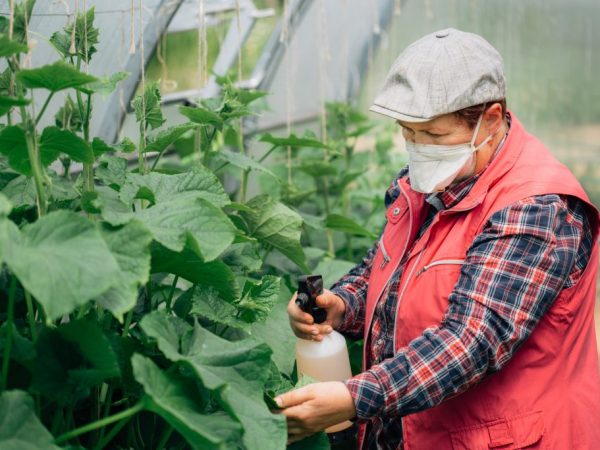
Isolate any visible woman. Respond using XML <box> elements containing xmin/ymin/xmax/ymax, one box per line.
<box><xmin>279</xmin><ymin>28</ymin><xmax>600</xmax><ymax>449</ymax></box>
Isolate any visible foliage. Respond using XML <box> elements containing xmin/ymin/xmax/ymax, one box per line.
<box><xmin>0</xmin><ymin>2</ymin><xmax>402</xmax><ymax>449</ymax></box>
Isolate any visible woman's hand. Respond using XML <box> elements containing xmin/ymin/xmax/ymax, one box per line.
<box><xmin>276</xmin><ymin>381</ymin><xmax>357</xmax><ymax>444</ymax></box>
<box><xmin>287</xmin><ymin>289</ymin><xmax>346</xmax><ymax>341</ymax></box>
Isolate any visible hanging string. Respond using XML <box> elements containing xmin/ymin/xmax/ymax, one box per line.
<box><xmin>281</xmin><ymin>0</ymin><xmax>292</xmax><ymax>183</ymax></box>
<box><xmin>235</xmin><ymin>0</ymin><xmax>242</xmax><ymax>83</ymax></box>
<box><xmin>196</xmin><ymin>0</ymin><xmax>208</xmax><ymax>87</ymax></box>
<box><xmin>8</xmin><ymin>0</ymin><xmax>15</xmax><ymax>40</ymax></box>
<box><xmin>317</xmin><ymin>0</ymin><xmax>330</xmax><ymax>143</ymax></box>
<box><xmin>128</xmin><ymin>0</ymin><xmax>135</xmax><ymax>54</ymax></box>
<box><xmin>83</xmin><ymin>0</ymin><xmax>88</xmax><ymax>72</ymax></box>
<box><xmin>370</xmin><ymin>0</ymin><xmax>381</xmax><ymax>35</ymax></box>
<box><xmin>70</xmin><ymin>0</ymin><xmax>78</xmax><ymax>54</ymax></box>
<box><xmin>139</xmin><ymin>0</ymin><xmax>147</xmax><ymax>171</ymax></box>
<box><xmin>394</xmin><ymin>0</ymin><xmax>402</xmax><ymax>16</ymax></box>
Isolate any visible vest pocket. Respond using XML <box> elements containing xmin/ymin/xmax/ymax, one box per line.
<box><xmin>449</xmin><ymin>411</ymin><xmax>544</xmax><ymax>450</ymax></box>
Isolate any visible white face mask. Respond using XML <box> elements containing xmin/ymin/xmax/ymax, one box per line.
<box><xmin>406</xmin><ymin>113</ymin><xmax>493</xmax><ymax>194</ymax></box>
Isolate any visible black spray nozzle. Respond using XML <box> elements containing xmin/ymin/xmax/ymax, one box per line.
<box><xmin>296</xmin><ymin>275</ymin><xmax>327</xmax><ymax>324</ymax></box>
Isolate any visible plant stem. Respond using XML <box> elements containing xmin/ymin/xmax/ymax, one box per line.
<box><xmin>165</xmin><ymin>275</ymin><xmax>179</xmax><ymax>311</ymax></box>
<box><xmin>138</xmin><ymin>123</ymin><xmax>147</xmax><ymax>175</ymax></box>
<box><xmin>156</xmin><ymin>425</ymin><xmax>174</xmax><ymax>450</ymax></box>
<box><xmin>93</xmin><ymin>413</ymin><xmax>131</xmax><ymax>450</ymax></box>
<box><xmin>35</xmin><ymin>91</ymin><xmax>54</xmax><ymax>126</ymax></box>
<box><xmin>24</xmin><ymin>290</ymin><xmax>37</xmax><ymax>342</ymax></box>
<box><xmin>54</xmin><ymin>401</ymin><xmax>145</xmax><ymax>445</ymax></box>
<box><xmin>1</xmin><ymin>277</ymin><xmax>17</xmax><ymax>390</ymax></box>
<box><xmin>122</xmin><ymin>309</ymin><xmax>134</xmax><ymax>337</ymax></box>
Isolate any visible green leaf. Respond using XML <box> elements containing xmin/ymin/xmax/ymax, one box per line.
<box><xmin>0</xmin><ymin>34</ymin><xmax>29</xmax><ymax>57</ymax></box>
<box><xmin>120</xmin><ymin>168</ymin><xmax>230</xmax><ymax>207</ymax></box>
<box><xmin>237</xmin><ymin>275</ymin><xmax>280</xmax><ymax>323</ymax></box>
<box><xmin>1</xmin><ymin>175</ymin><xmax>36</xmax><ymax>209</ymax></box>
<box><xmin>216</xmin><ymin>149</ymin><xmax>278</xmax><ymax>178</ymax></box>
<box><xmin>131</xmin><ymin>80</ymin><xmax>165</xmax><ymax>130</ymax></box>
<box><xmin>49</xmin><ymin>7</ymin><xmax>99</xmax><ymax>63</ymax></box>
<box><xmin>260</xmin><ymin>133</ymin><xmax>329</xmax><ymax>149</ymax></box>
<box><xmin>0</xmin><ymin>192</ymin><xmax>11</xmax><ymax>216</ymax></box>
<box><xmin>9</xmin><ymin>0</ymin><xmax>35</xmax><ymax>45</ymax></box>
<box><xmin>32</xmin><ymin>320</ymin><xmax>121</xmax><ymax>403</ymax></box>
<box><xmin>0</xmin><ymin>95</ymin><xmax>30</xmax><ymax>117</ymax></box>
<box><xmin>0</xmin><ymin>125</ymin><xmax>34</xmax><ymax>176</ymax></box>
<box><xmin>132</xmin><ymin>354</ymin><xmax>243</xmax><ymax>450</ymax></box>
<box><xmin>140</xmin><ymin>312</ymin><xmax>287</xmax><ymax>450</ymax></box>
<box><xmin>221</xmin><ymin>242</ymin><xmax>263</xmax><ymax>273</ymax></box>
<box><xmin>17</xmin><ymin>61</ymin><xmax>98</xmax><ymax>92</ymax></box>
<box><xmin>94</xmin><ymin>186</ymin><xmax>134</xmax><ymax>225</ymax></box>
<box><xmin>151</xmin><ymin>244</ymin><xmax>238</xmax><ymax>301</ymax></box>
<box><xmin>92</xmin><ymin>136</ymin><xmax>135</xmax><ymax>157</ymax></box>
<box><xmin>39</xmin><ymin>126</ymin><xmax>94</xmax><ymax>164</ymax></box>
<box><xmin>143</xmin><ymin>123</ymin><xmax>198</xmax><ymax>154</ymax></box>
<box><xmin>96</xmin><ymin>154</ymin><xmax>128</xmax><ymax>189</ymax></box>
<box><xmin>1</xmin><ymin>210</ymin><xmax>120</xmax><ymax>320</ymax></box>
<box><xmin>137</xmin><ymin>197</ymin><xmax>235</xmax><ymax>261</ymax></box>
<box><xmin>0</xmin><ymin>390</ymin><xmax>60</xmax><ymax>450</ymax></box>
<box><xmin>313</xmin><ymin>258</ymin><xmax>356</xmax><ymax>288</ymax></box>
<box><xmin>252</xmin><ymin>283</ymin><xmax>297</xmax><ymax>375</ymax></box>
<box><xmin>288</xmin><ymin>432</ymin><xmax>331</xmax><ymax>450</ymax></box>
<box><xmin>188</xmin><ymin>287</ymin><xmax>249</xmax><ymax>331</ymax></box>
<box><xmin>324</xmin><ymin>214</ymin><xmax>376</xmax><ymax>239</ymax></box>
<box><xmin>79</xmin><ymin>71</ymin><xmax>129</xmax><ymax>96</ymax></box>
<box><xmin>236</xmin><ymin>89</ymin><xmax>269</xmax><ymax>106</ymax></box>
<box><xmin>96</xmin><ymin>221</ymin><xmax>153</xmax><ymax>321</ymax></box>
<box><xmin>179</xmin><ymin>105</ymin><xmax>223</xmax><ymax>129</ymax></box>
<box><xmin>240</xmin><ymin>195</ymin><xmax>308</xmax><ymax>271</ymax></box>
<box><xmin>54</xmin><ymin>95</ymin><xmax>83</xmax><ymax>132</ymax></box>
<box><xmin>297</xmin><ymin>160</ymin><xmax>337</xmax><ymax>177</ymax></box>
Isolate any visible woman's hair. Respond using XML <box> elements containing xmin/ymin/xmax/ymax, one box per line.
<box><xmin>454</xmin><ymin>99</ymin><xmax>507</xmax><ymax>128</ymax></box>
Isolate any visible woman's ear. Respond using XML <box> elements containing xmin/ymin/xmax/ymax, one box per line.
<box><xmin>484</xmin><ymin>102</ymin><xmax>504</xmax><ymax>132</ymax></box>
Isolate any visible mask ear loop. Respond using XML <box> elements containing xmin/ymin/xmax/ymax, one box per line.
<box><xmin>470</xmin><ymin>103</ymin><xmax>492</xmax><ymax>151</ymax></box>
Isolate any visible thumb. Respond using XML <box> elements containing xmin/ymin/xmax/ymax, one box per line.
<box><xmin>315</xmin><ymin>291</ymin><xmax>337</xmax><ymax>309</ymax></box>
<box><xmin>275</xmin><ymin>386</ymin><xmax>313</xmax><ymax>408</ymax></box>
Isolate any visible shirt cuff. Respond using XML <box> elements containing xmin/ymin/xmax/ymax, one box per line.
<box><xmin>330</xmin><ymin>286</ymin><xmax>364</xmax><ymax>336</ymax></box>
<box><xmin>344</xmin><ymin>370</ymin><xmax>386</xmax><ymax>421</ymax></box>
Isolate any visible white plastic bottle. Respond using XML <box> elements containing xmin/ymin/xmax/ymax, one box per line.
<box><xmin>294</xmin><ymin>275</ymin><xmax>354</xmax><ymax>434</ymax></box>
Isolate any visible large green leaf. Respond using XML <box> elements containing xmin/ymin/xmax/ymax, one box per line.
<box><xmin>17</xmin><ymin>61</ymin><xmax>97</xmax><ymax>92</ymax></box>
<box><xmin>240</xmin><ymin>195</ymin><xmax>308</xmax><ymax>271</ymax></box>
<box><xmin>79</xmin><ymin>71</ymin><xmax>129</xmax><ymax>96</ymax></box>
<box><xmin>0</xmin><ymin>126</ymin><xmax>32</xmax><ymax>176</ymax></box>
<box><xmin>131</xmin><ymin>81</ymin><xmax>165</xmax><ymax>130</ymax></box>
<box><xmin>0</xmin><ymin>390</ymin><xmax>60</xmax><ymax>450</ymax></box>
<box><xmin>151</xmin><ymin>244</ymin><xmax>238</xmax><ymax>301</ymax></box>
<box><xmin>49</xmin><ymin>7</ymin><xmax>99</xmax><ymax>63</ymax></box>
<box><xmin>0</xmin><ymin>95</ymin><xmax>30</xmax><ymax>116</ymax></box>
<box><xmin>95</xmin><ymin>154</ymin><xmax>128</xmax><ymax>189</ymax></box>
<box><xmin>132</xmin><ymin>354</ymin><xmax>243</xmax><ymax>450</ymax></box>
<box><xmin>179</xmin><ymin>105</ymin><xmax>223</xmax><ymax>129</ymax></box>
<box><xmin>324</xmin><ymin>214</ymin><xmax>376</xmax><ymax>239</ymax></box>
<box><xmin>252</xmin><ymin>283</ymin><xmax>297</xmax><ymax>375</ymax></box>
<box><xmin>31</xmin><ymin>320</ymin><xmax>121</xmax><ymax>403</ymax></box>
<box><xmin>39</xmin><ymin>126</ymin><xmax>94</xmax><ymax>164</ymax></box>
<box><xmin>120</xmin><ymin>168</ymin><xmax>230</xmax><ymax>207</ymax></box>
<box><xmin>187</xmin><ymin>287</ymin><xmax>249</xmax><ymax>331</ymax></box>
<box><xmin>140</xmin><ymin>312</ymin><xmax>287</xmax><ymax>450</ymax></box>
<box><xmin>143</xmin><ymin>123</ymin><xmax>198</xmax><ymax>154</ymax></box>
<box><xmin>1</xmin><ymin>210</ymin><xmax>120</xmax><ymax>320</ymax></box>
<box><xmin>137</xmin><ymin>196</ymin><xmax>235</xmax><ymax>261</ymax></box>
<box><xmin>237</xmin><ymin>275</ymin><xmax>280</xmax><ymax>323</ymax></box>
<box><xmin>96</xmin><ymin>221</ymin><xmax>153</xmax><ymax>321</ymax></box>
<box><xmin>0</xmin><ymin>34</ymin><xmax>28</xmax><ymax>57</ymax></box>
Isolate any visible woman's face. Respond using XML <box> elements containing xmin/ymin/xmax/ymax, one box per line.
<box><xmin>397</xmin><ymin>113</ymin><xmax>476</xmax><ymax>146</ymax></box>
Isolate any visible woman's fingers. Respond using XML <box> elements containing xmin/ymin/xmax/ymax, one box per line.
<box><xmin>276</xmin><ymin>386</ymin><xmax>313</xmax><ymax>409</ymax></box>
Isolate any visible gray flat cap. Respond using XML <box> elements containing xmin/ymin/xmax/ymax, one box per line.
<box><xmin>370</xmin><ymin>28</ymin><xmax>506</xmax><ymax>122</ymax></box>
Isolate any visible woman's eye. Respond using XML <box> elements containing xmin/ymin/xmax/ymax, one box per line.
<box><xmin>425</xmin><ymin>131</ymin><xmax>442</xmax><ymax>137</ymax></box>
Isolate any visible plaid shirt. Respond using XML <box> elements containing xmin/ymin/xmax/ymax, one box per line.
<box><xmin>331</xmin><ymin>150</ymin><xmax>594</xmax><ymax>450</ymax></box>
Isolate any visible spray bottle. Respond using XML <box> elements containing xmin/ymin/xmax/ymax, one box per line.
<box><xmin>295</xmin><ymin>275</ymin><xmax>356</xmax><ymax>442</ymax></box>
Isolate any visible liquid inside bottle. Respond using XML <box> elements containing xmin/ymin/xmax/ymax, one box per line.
<box><xmin>296</xmin><ymin>330</ymin><xmax>353</xmax><ymax>433</ymax></box>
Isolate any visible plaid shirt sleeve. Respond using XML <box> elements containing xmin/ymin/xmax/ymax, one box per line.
<box><xmin>330</xmin><ymin>242</ymin><xmax>378</xmax><ymax>339</ymax></box>
<box><xmin>345</xmin><ymin>194</ymin><xmax>593</xmax><ymax>420</ymax></box>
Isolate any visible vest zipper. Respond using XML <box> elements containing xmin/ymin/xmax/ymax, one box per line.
<box><xmin>379</xmin><ymin>237</ymin><xmax>391</xmax><ymax>269</ymax></box>
<box><xmin>416</xmin><ymin>259</ymin><xmax>465</xmax><ymax>277</ymax></box>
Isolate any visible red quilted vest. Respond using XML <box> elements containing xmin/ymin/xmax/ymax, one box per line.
<box><xmin>359</xmin><ymin>113</ymin><xmax>600</xmax><ymax>449</ymax></box>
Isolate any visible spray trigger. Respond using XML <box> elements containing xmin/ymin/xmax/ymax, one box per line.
<box><xmin>296</xmin><ymin>275</ymin><xmax>327</xmax><ymax>324</ymax></box>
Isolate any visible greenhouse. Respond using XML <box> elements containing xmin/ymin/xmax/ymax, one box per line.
<box><xmin>0</xmin><ymin>0</ymin><xmax>599</xmax><ymax>449</ymax></box>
